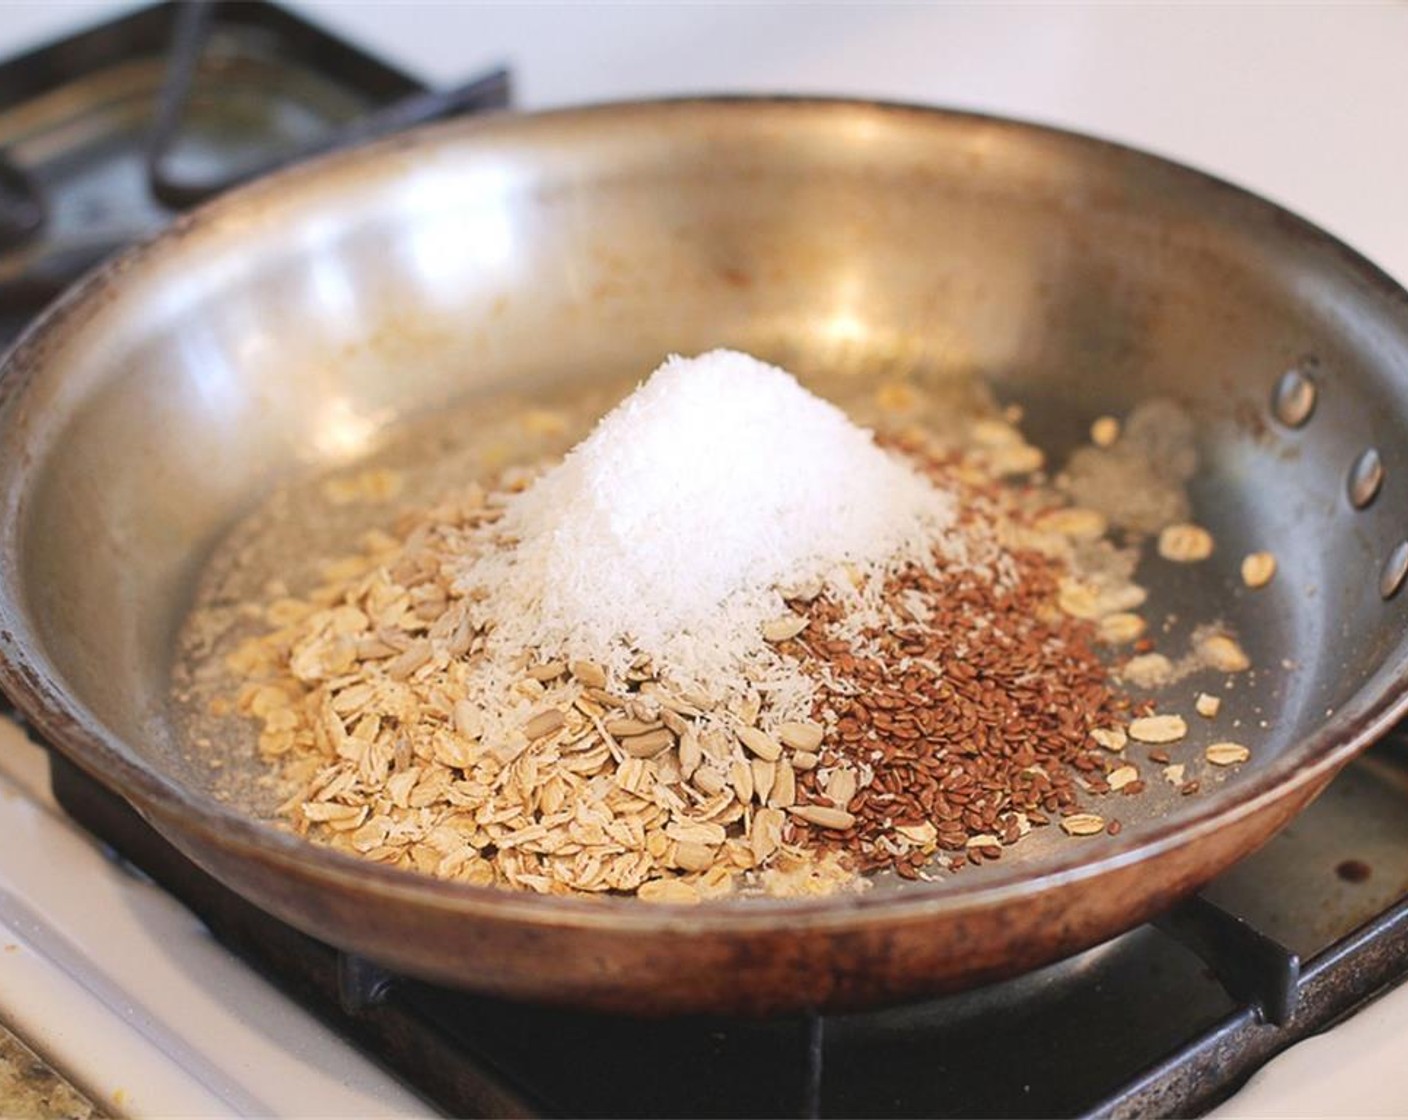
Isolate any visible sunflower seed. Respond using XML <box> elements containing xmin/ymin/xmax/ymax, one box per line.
<box><xmin>524</xmin><ymin>709</ymin><xmax>565</xmax><ymax>741</ymax></box>
<box><xmin>605</xmin><ymin>718</ymin><xmax>661</xmax><ymax>737</ymax></box>
<box><xmin>770</xmin><ymin>759</ymin><xmax>797</xmax><ymax>808</ymax></box>
<box><xmin>751</xmin><ymin>758</ymin><xmax>777</xmax><ymax>803</ymax></box>
<box><xmin>789</xmin><ymin>805</ymin><xmax>856</xmax><ymax>830</ymax></box>
<box><xmin>737</xmin><ymin>726</ymin><xmax>783</xmax><ymax>761</ymax></box>
<box><xmin>731</xmin><ymin>759</ymin><xmax>755</xmax><ymax>804</ymax></box>
<box><xmin>778</xmin><ymin>720</ymin><xmax>824</xmax><ymax>752</ymax></box>
<box><xmin>659</xmin><ymin>708</ymin><xmax>691</xmax><ymax>738</ymax></box>
<box><xmin>620</xmin><ymin>728</ymin><xmax>674</xmax><ymax>758</ymax></box>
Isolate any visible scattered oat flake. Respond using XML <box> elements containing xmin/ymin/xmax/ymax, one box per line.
<box><xmin>1241</xmin><ymin>551</ymin><xmax>1277</xmax><ymax>589</ymax></box>
<box><xmin>1162</xmin><ymin>764</ymin><xmax>1186</xmax><ymax>785</ymax></box>
<box><xmin>1158</xmin><ymin>523</ymin><xmax>1214</xmax><ymax>563</ymax></box>
<box><xmin>1035</xmin><ymin>507</ymin><xmax>1108</xmax><ymax>540</ymax></box>
<box><xmin>875</xmin><ymin>381</ymin><xmax>921</xmax><ymax>413</ymax></box>
<box><xmin>1098</xmin><ymin>612</ymin><xmax>1146</xmax><ymax>645</ymax></box>
<box><xmin>1195</xmin><ymin>692</ymin><xmax>1222</xmax><ymax>718</ymax></box>
<box><xmin>1205</xmin><ymin>742</ymin><xmax>1251</xmax><ymax>766</ymax></box>
<box><xmin>1107</xmin><ymin>765</ymin><xmax>1139</xmax><ymax>791</ymax></box>
<box><xmin>1062</xmin><ymin>814</ymin><xmax>1106</xmax><ymax>836</ymax></box>
<box><xmin>1129</xmin><ymin>715</ymin><xmax>1188</xmax><ymax>743</ymax></box>
<box><xmin>1091</xmin><ymin>726</ymin><xmax>1128</xmax><ymax>752</ymax></box>
<box><xmin>1122</xmin><ymin>653</ymin><xmax>1173</xmax><ymax>689</ymax></box>
<box><xmin>1199</xmin><ymin>632</ymin><xmax>1251</xmax><ymax>673</ymax></box>
<box><xmin>1090</xmin><ymin>415</ymin><xmax>1120</xmax><ymax>447</ymax></box>
<box><xmin>322</xmin><ymin>468</ymin><xmax>404</xmax><ymax>507</ymax></box>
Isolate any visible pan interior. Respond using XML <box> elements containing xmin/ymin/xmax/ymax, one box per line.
<box><xmin>8</xmin><ymin>102</ymin><xmax>1408</xmax><ymax>900</ymax></box>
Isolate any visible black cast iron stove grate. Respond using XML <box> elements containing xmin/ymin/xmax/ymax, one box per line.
<box><xmin>0</xmin><ymin>0</ymin><xmax>508</xmax><ymax>340</ymax></box>
<box><xmin>3</xmin><ymin>4</ymin><xmax>1408</xmax><ymax>1117</ymax></box>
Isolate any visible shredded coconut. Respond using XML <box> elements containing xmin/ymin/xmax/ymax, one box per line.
<box><xmin>455</xmin><ymin>350</ymin><xmax>956</xmax><ymax>700</ymax></box>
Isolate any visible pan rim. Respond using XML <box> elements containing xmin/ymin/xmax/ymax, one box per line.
<box><xmin>2</xmin><ymin>93</ymin><xmax>1406</xmax><ymax>935</ymax></box>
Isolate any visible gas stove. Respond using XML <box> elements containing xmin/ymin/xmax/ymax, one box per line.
<box><xmin>2</xmin><ymin>4</ymin><xmax>1407</xmax><ymax>1117</ymax></box>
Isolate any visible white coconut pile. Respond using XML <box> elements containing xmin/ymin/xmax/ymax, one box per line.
<box><xmin>455</xmin><ymin>349</ymin><xmax>963</xmax><ymax>726</ymax></box>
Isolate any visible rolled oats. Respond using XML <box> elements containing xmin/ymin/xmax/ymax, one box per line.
<box><xmin>1098</xmin><ymin>612</ymin><xmax>1147</xmax><ymax>645</ymax></box>
<box><xmin>1158</xmin><ymin>523</ymin><xmax>1214</xmax><ymax>563</ymax></box>
<box><xmin>1199</xmin><ymin>632</ymin><xmax>1251</xmax><ymax>673</ymax></box>
<box><xmin>1128</xmin><ymin>715</ymin><xmax>1188</xmax><ymax>743</ymax></box>
<box><xmin>1205</xmin><ymin>742</ymin><xmax>1251</xmax><ymax>766</ymax></box>
<box><xmin>1090</xmin><ymin>415</ymin><xmax>1120</xmax><ymax>447</ymax></box>
<box><xmin>1241</xmin><ymin>551</ymin><xmax>1276</xmax><ymax>589</ymax></box>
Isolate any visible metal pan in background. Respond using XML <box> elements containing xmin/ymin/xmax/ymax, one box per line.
<box><xmin>0</xmin><ymin>99</ymin><xmax>1406</xmax><ymax>1015</ymax></box>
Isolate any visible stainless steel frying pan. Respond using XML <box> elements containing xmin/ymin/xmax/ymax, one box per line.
<box><xmin>2</xmin><ymin>99</ymin><xmax>1407</xmax><ymax>1015</ymax></box>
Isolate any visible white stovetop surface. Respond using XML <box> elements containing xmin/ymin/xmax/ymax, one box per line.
<box><xmin>1</xmin><ymin>3</ymin><xmax>1407</xmax><ymax>1117</ymax></box>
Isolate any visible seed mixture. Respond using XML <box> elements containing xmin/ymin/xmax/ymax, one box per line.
<box><xmin>175</xmin><ymin>350</ymin><xmax>1270</xmax><ymax>904</ymax></box>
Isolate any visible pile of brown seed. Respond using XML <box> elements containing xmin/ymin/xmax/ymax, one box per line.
<box><xmin>783</xmin><ymin>549</ymin><xmax>1135</xmax><ymax>878</ymax></box>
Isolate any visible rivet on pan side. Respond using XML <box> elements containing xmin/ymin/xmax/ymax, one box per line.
<box><xmin>1271</xmin><ymin>369</ymin><xmax>1317</xmax><ymax>428</ymax></box>
<box><xmin>1348</xmin><ymin>448</ymin><xmax>1384</xmax><ymax>508</ymax></box>
<box><xmin>1381</xmin><ymin>542</ymin><xmax>1408</xmax><ymax>600</ymax></box>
